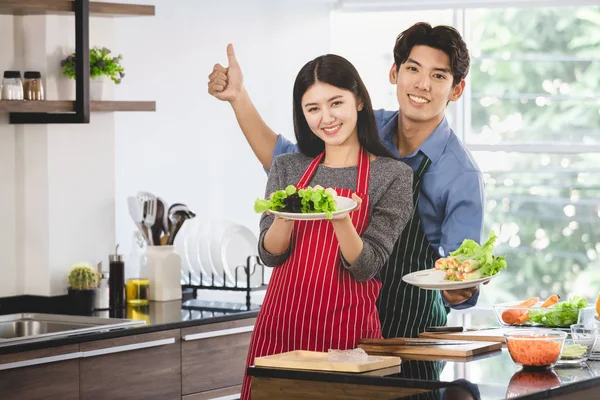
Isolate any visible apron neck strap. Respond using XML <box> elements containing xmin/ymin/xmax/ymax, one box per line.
<box><xmin>355</xmin><ymin>147</ymin><xmax>370</xmax><ymax>195</ymax></box>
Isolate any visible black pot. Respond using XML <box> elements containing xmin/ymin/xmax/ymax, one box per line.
<box><xmin>68</xmin><ymin>288</ymin><xmax>97</xmax><ymax>315</ymax></box>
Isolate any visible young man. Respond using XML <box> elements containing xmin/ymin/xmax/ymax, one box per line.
<box><xmin>208</xmin><ymin>23</ymin><xmax>484</xmax><ymax>338</ymax></box>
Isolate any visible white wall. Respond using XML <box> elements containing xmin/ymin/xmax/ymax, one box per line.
<box><xmin>0</xmin><ymin>15</ymin><xmax>119</xmax><ymax>297</ymax></box>
<box><xmin>0</xmin><ymin>1</ymin><xmax>332</xmax><ymax>298</ymax></box>
<box><xmin>0</xmin><ymin>15</ymin><xmax>18</xmax><ymax>296</ymax></box>
<box><xmin>113</xmin><ymin>0</ymin><xmax>332</xmax><ymax>286</ymax></box>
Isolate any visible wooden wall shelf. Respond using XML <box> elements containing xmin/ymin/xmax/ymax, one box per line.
<box><xmin>0</xmin><ymin>100</ymin><xmax>156</xmax><ymax>113</ymax></box>
<box><xmin>0</xmin><ymin>0</ymin><xmax>154</xmax><ymax>17</ymax></box>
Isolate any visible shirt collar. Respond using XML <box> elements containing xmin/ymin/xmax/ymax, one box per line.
<box><xmin>380</xmin><ymin>111</ymin><xmax>452</xmax><ymax>164</ymax></box>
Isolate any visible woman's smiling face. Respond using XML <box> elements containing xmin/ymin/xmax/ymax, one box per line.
<box><xmin>301</xmin><ymin>81</ymin><xmax>363</xmax><ymax>147</ymax></box>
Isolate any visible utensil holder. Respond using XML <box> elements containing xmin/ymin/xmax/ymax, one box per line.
<box><xmin>147</xmin><ymin>245</ymin><xmax>182</xmax><ymax>301</ymax></box>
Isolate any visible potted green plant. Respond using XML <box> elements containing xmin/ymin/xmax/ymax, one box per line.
<box><xmin>60</xmin><ymin>46</ymin><xmax>125</xmax><ymax>100</ymax></box>
<box><xmin>67</xmin><ymin>262</ymin><xmax>99</xmax><ymax>315</ymax></box>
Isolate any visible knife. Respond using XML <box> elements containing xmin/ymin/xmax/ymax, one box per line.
<box><xmin>358</xmin><ymin>338</ymin><xmax>477</xmax><ymax>346</ymax></box>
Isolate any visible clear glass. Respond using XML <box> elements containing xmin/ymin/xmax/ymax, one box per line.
<box><xmin>23</xmin><ymin>77</ymin><xmax>44</xmax><ymax>101</ymax></box>
<box><xmin>1</xmin><ymin>77</ymin><xmax>24</xmax><ymax>100</ymax></box>
<box><xmin>570</xmin><ymin>324</ymin><xmax>599</xmax><ymax>361</ymax></box>
<box><xmin>577</xmin><ymin>307</ymin><xmax>600</xmax><ymax>327</ymax></box>
<box><xmin>126</xmin><ymin>278</ymin><xmax>150</xmax><ymax>305</ymax></box>
<box><xmin>504</xmin><ymin>330</ymin><xmax>566</xmax><ymax>369</ymax></box>
<box><xmin>557</xmin><ymin>331</ymin><xmax>595</xmax><ymax>365</ymax></box>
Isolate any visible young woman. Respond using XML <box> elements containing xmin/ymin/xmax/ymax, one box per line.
<box><xmin>241</xmin><ymin>54</ymin><xmax>413</xmax><ymax>400</ymax></box>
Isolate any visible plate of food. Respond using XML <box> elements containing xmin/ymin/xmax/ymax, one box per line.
<box><xmin>402</xmin><ymin>231</ymin><xmax>507</xmax><ymax>290</ymax></box>
<box><xmin>254</xmin><ymin>185</ymin><xmax>357</xmax><ymax>221</ymax></box>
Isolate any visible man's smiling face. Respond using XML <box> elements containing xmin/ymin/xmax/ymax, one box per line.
<box><xmin>390</xmin><ymin>45</ymin><xmax>465</xmax><ymax>124</ymax></box>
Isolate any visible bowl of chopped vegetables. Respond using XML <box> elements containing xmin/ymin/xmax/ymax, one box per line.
<box><xmin>557</xmin><ymin>325</ymin><xmax>599</xmax><ymax>365</ymax></box>
<box><xmin>493</xmin><ymin>296</ymin><xmax>588</xmax><ymax>328</ymax></box>
<box><xmin>505</xmin><ymin>329</ymin><xmax>566</xmax><ymax>369</ymax></box>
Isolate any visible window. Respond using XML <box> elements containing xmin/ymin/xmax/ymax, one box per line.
<box><xmin>331</xmin><ymin>5</ymin><xmax>600</xmax><ymax>305</ymax></box>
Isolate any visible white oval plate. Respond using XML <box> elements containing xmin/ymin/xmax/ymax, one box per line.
<box><xmin>402</xmin><ymin>269</ymin><xmax>498</xmax><ymax>290</ymax></box>
<box><xmin>217</xmin><ymin>223</ymin><xmax>260</xmax><ymax>287</ymax></box>
<box><xmin>269</xmin><ymin>196</ymin><xmax>358</xmax><ymax>221</ymax></box>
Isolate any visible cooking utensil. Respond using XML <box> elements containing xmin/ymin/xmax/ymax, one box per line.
<box><xmin>157</xmin><ymin>197</ymin><xmax>169</xmax><ymax>236</ymax></box>
<box><xmin>358</xmin><ymin>338</ymin><xmax>479</xmax><ymax>346</ymax></box>
<box><xmin>151</xmin><ymin>199</ymin><xmax>165</xmax><ymax>246</ymax></box>
<box><xmin>127</xmin><ymin>196</ymin><xmax>149</xmax><ymax>244</ymax></box>
<box><xmin>419</xmin><ymin>327</ymin><xmax>516</xmax><ymax>343</ymax></box>
<box><xmin>167</xmin><ymin>204</ymin><xmax>196</xmax><ymax>245</ymax></box>
<box><xmin>425</xmin><ymin>326</ymin><xmax>464</xmax><ymax>333</ymax></box>
<box><xmin>137</xmin><ymin>192</ymin><xmax>157</xmax><ymax>246</ymax></box>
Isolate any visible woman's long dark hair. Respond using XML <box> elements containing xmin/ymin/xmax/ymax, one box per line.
<box><xmin>292</xmin><ymin>54</ymin><xmax>397</xmax><ymax>159</ymax></box>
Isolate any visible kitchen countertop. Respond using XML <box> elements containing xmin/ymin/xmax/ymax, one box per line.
<box><xmin>0</xmin><ymin>299</ymin><xmax>259</xmax><ymax>356</ymax></box>
<box><xmin>248</xmin><ymin>350</ymin><xmax>600</xmax><ymax>399</ymax></box>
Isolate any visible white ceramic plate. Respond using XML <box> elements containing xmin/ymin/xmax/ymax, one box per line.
<box><xmin>269</xmin><ymin>196</ymin><xmax>358</xmax><ymax>221</ymax></box>
<box><xmin>211</xmin><ymin>221</ymin><xmax>261</xmax><ymax>287</ymax></box>
<box><xmin>173</xmin><ymin>217</ymin><xmax>190</xmax><ymax>280</ymax></box>
<box><xmin>197</xmin><ymin>219</ymin><xmax>223</xmax><ymax>286</ymax></box>
<box><xmin>402</xmin><ymin>269</ymin><xmax>498</xmax><ymax>290</ymax></box>
<box><xmin>174</xmin><ymin>217</ymin><xmax>203</xmax><ymax>285</ymax></box>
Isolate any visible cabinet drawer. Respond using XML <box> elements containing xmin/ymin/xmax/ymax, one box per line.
<box><xmin>182</xmin><ymin>385</ymin><xmax>242</xmax><ymax>400</ymax></box>
<box><xmin>0</xmin><ymin>344</ymin><xmax>80</xmax><ymax>400</ymax></box>
<box><xmin>80</xmin><ymin>329</ymin><xmax>181</xmax><ymax>400</ymax></box>
<box><xmin>181</xmin><ymin>318</ymin><xmax>255</xmax><ymax>395</ymax></box>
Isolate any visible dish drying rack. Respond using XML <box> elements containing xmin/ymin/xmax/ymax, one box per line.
<box><xmin>181</xmin><ymin>255</ymin><xmax>268</xmax><ymax>311</ymax></box>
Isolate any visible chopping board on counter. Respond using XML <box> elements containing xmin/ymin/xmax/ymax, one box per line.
<box><xmin>357</xmin><ymin>337</ymin><xmax>502</xmax><ymax>358</ymax></box>
<box><xmin>419</xmin><ymin>327</ymin><xmax>517</xmax><ymax>343</ymax></box>
<box><xmin>254</xmin><ymin>350</ymin><xmax>401</xmax><ymax>373</ymax></box>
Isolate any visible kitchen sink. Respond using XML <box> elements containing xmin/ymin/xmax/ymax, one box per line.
<box><xmin>0</xmin><ymin>313</ymin><xmax>145</xmax><ymax>347</ymax></box>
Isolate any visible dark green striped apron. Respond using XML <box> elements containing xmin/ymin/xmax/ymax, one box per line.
<box><xmin>378</xmin><ymin>152</ymin><xmax>449</xmax><ymax>339</ymax></box>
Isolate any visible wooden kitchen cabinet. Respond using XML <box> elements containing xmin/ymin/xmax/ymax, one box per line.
<box><xmin>79</xmin><ymin>329</ymin><xmax>181</xmax><ymax>400</ymax></box>
<box><xmin>181</xmin><ymin>317</ymin><xmax>256</xmax><ymax>397</ymax></box>
<box><xmin>0</xmin><ymin>344</ymin><xmax>80</xmax><ymax>400</ymax></box>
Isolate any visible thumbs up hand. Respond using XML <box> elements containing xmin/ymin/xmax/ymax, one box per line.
<box><xmin>208</xmin><ymin>43</ymin><xmax>244</xmax><ymax>103</ymax></box>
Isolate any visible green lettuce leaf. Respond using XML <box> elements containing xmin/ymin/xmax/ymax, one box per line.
<box><xmin>254</xmin><ymin>185</ymin><xmax>339</xmax><ymax>219</ymax></box>
<box><xmin>447</xmin><ymin>231</ymin><xmax>507</xmax><ymax>280</ymax></box>
<box><xmin>528</xmin><ymin>296</ymin><xmax>588</xmax><ymax>327</ymax></box>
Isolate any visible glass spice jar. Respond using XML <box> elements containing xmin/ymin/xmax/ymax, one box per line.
<box><xmin>1</xmin><ymin>71</ymin><xmax>24</xmax><ymax>100</ymax></box>
<box><xmin>23</xmin><ymin>71</ymin><xmax>44</xmax><ymax>101</ymax></box>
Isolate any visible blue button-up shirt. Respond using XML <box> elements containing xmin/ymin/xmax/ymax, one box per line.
<box><xmin>272</xmin><ymin>109</ymin><xmax>484</xmax><ymax>309</ymax></box>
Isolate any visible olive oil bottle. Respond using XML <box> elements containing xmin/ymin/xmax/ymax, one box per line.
<box><xmin>126</xmin><ymin>278</ymin><xmax>150</xmax><ymax>306</ymax></box>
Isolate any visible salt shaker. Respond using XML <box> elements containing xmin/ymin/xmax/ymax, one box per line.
<box><xmin>109</xmin><ymin>245</ymin><xmax>126</xmax><ymax>312</ymax></box>
<box><xmin>1</xmin><ymin>71</ymin><xmax>24</xmax><ymax>100</ymax></box>
<box><xmin>94</xmin><ymin>261</ymin><xmax>110</xmax><ymax>310</ymax></box>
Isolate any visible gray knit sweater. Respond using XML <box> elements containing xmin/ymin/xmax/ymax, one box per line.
<box><xmin>258</xmin><ymin>152</ymin><xmax>414</xmax><ymax>282</ymax></box>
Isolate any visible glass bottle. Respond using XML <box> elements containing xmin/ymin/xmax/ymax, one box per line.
<box><xmin>23</xmin><ymin>71</ymin><xmax>44</xmax><ymax>100</ymax></box>
<box><xmin>1</xmin><ymin>71</ymin><xmax>24</xmax><ymax>100</ymax></box>
<box><xmin>109</xmin><ymin>245</ymin><xmax>126</xmax><ymax>312</ymax></box>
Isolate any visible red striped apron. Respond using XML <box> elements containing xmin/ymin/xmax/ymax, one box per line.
<box><xmin>241</xmin><ymin>147</ymin><xmax>382</xmax><ymax>400</ymax></box>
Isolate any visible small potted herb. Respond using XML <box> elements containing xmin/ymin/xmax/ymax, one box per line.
<box><xmin>67</xmin><ymin>263</ymin><xmax>99</xmax><ymax>315</ymax></box>
<box><xmin>60</xmin><ymin>46</ymin><xmax>125</xmax><ymax>100</ymax></box>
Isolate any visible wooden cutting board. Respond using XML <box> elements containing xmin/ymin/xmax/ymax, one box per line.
<box><xmin>254</xmin><ymin>350</ymin><xmax>402</xmax><ymax>373</ymax></box>
<box><xmin>358</xmin><ymin>339</ymin><xmax>502</xmax><ymax>358</ymax></box>
<box><xmin>419</xmin><ymin>327</ymin><xmax>516</xmax><ymax>343</ymax></box>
